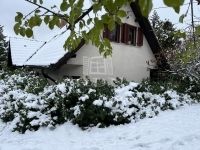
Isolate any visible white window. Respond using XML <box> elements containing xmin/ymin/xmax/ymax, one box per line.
<box><xmin>89</xmin><ymin>57</ymin><xmax>106</xmax><ymax>75</ymax></box>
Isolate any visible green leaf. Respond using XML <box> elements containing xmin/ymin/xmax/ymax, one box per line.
<box><xmin>101</xmin><ymin>15</ymin><xmax>110</xmax><ymax>24</ymax></box>
<box><xmin>15</xmin><ymin>12</ymin><xmax>23</xmax><ymax>23</ymax></box>
<box><xmin>14</xmin><ymin>23</ymin><xmax>20</xmax><ymax>34</ymax></box>
<box><xmin>26</xmin><ymin>28</ymin><xmax>33</xmax><ymax>38</ymax></box>
<box><xmin>138</xmin><ymin>0</ymin><xmax>153</xmax><ymax>17</ymax></box>
<box><xmin>79</xmin><ymin>21</ymin><xmax>84</xmax><ymax>29</ymax></box>
<box><xmin>20</xmin><ymin>27</ymin><xmax>26</xmax><ymax>36</ymax></box>
<box><xmin>39</xmin><ymin>0</ymin><xmax>43</xmax><ymax>4</ymax></box>
<box><xmin>93</xmin><ymin>3</ymin><xmax>102</xmax><ymax>13</ymax></box>
<box><xmin>29</xmin><ymin>15</ymin><xmax>42</xmax><ymax>28</ymax></box>
<box><xmin>179</xmin><ymin>14</ymin><xmax>185</xmax><ymax>23</ymax></box>
<box><xmin>48</xmin><ymin>20</ymin><xmax>55</xmax><ymax>30</ymax></box>
<box><xmin>60</xmin><ymin>1</ymin><xmax>68</xmax><ymax>11</ymax></box>
<box><xmin>164</xmin><ymin>0</ymin><xmax>185</xmax><ymax>13</ymax></box>
<box><xmin>69</xmin><ymin>0</ymin><xmax>76</xmax><ymax>6</ymax></box>
<box><xmin>87</xmin><ymin>18</ymin><xmax>93</xmax><ymax>25</ymax></box>
<box><xmin>52</xmin><ymin>16</ymin><xmax>60</xmax><ymax>27</ymax></box>
<box><xmin>195</xmin><ymin>26</ymin><xmax>200</xmax><ymax>35</ymax></box>
<box><xmin>44</xmin><ymin>16</ymin><xmax>50</xmax><ymax>24</ymax></box>
<box><xmin>115</xmin><ymin>0</ymin><xmax>127</xmax><ymax>7</ymax></box>
<box><xmin>117</xmin><ymin>10</ymin><xmax>127</xmax><ymax>18</ymax></box>
<box><xmin>107</xmin><ymin>19</ymin><xmax>115</xmax><ymax>31</ymax></box>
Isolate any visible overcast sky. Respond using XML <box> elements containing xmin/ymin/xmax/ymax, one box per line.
<box><xmin>0</xmin><ymin>0</ymin><xmax>199</xmax><ymax>40</ymax></box>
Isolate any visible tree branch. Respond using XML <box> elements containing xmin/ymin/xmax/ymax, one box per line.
<box><xmin>23</xmin><ymin>7</ymin><xmax>40</xmax><ymax>20</ymax></box>
<box><xmin>67</xmin><ymin>6</ymin><xmax>93</xmax><ymax>30</ymax></box>
<box><xmin>25</xmin><ymin>0</ymin><xmax>94</xmax><ymax>30</ymax></box>
<box><xmin>25</xmin><ymin>0</ymin><xmax>67</xmax><ymax>21</ymax></box>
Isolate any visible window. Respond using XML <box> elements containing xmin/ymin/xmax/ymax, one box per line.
<box><xmin>103</xmin><ymin>24</ymin><xmax>120</xmax><ymax>43</ymax></box>
<box><xmin>121</xmin><ymin>23</ymin><xmax>143</xmax><ymax>46</ymax></box>
<box><xmin>103</xmin><ymin>23</ymin><xmax>143</xmax><ymax>46</ymax></box>
<box><xmin>128</xmin><ymin>26</ymin><xmax>137</xmax><ymax>45</ymax></box>
<box><xmin>89</xmin><ymin>57</ymin><xmax>106</xmax><ymax>75</ymax></box>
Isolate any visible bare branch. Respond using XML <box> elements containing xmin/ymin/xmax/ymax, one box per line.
<box><xmin>25</xmin><ymin>0</ymin><xmax>67</xmax><ymax>21</ymax></box>
<box><xmin>23</xmin><ymin>7</ymin><xmax>40</xmax><ymax>20</ymax></box>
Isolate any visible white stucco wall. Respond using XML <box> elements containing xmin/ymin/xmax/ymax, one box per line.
<box><xmin>47</xmin><ymin>6</ymin><xmax>156</xmax><ymax>82</ymax></box>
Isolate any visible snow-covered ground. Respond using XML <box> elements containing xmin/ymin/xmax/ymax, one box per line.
<box><xmin>1</xmin><ymin>104</ymin><xmax>200</xmax><ymax>150</ymax></box>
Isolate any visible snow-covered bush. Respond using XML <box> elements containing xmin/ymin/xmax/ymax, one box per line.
<box><xmin>0</xmin><ymin>75</ymin><xmax>198</xmax><ymax>133</ymax></box>
<box><xmin>0</xmin><ymin>89</ymin><xmax>50</xmax><ymax>133</ymax></box>
<box><xmin>42</xmin><ymin>78</ymin><xmax>116</xmax><ymax>128</ymax></box>
<box><xmin>137</xmin><ymin>78</ymin><xmax>200</xmax><ymax>101</ymax></box>
<box><xmin>0</xmin><ymin>71</ymin><xmax>50</xmax><ymax>133</ymax></box>
<box><xmin>0</xmin><ymin>70</ymin><xmax>49</xmax><ymax>94</ymax></box>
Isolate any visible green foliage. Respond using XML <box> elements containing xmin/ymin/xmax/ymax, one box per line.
<box><xmin>113</xmin><ymin>77</ymin><xmax>129</xmax><ymax>87</ymax></box>
<box><xmin>163</xmin><ymin>0</ymin><xmax>185</xmax><ymax>13</ymax></box>
<box><xmin>0</xmin><ymin>25</ymin><xmax>8</xmax><ymax>70</ymax></box>
<box><xmin>179</xmin><ymin>14</ymin><xmax>186</xmax><ymax>23</ymax></box>
<box><xmin>137</xmin><ymin>75</ymin><xmax>200</xmax><ymax>101</ymax></box>
<box><xmin>150</xmin><ymin>11</ymin><xmax>185</xmax><ymax>51</ymax></box>
<box><xmin>13</xmin><ymin>0</ymin><xmax>185</xmax><ymax>57</ymax></box>
<box><xmin>0</xmin><ymin>75</ymin><xmax>198</xmax><ymax>133</ymax></box>
<box><xmin>42</xmin><ymin>78</ymin><xmax>116</xmax><ymax>128</ymax></box>
<box><xmin>138</xmin><ymin>0</ymin><xmax>153</xmax><ymax>17</ymax></box>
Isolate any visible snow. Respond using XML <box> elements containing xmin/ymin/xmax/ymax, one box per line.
<box><xmin>1</xmin><ymin>104</ymin><xmax>200</xmax><ymax>150</ymax></box>
<box><xmin>24</xmin><ymin>30</ymin><xmax>70</xmax><ymax>66</ymax></box>
<box><xmin>10</xmin><ymin>30</ymin><xmax>69</xmax><ymax>67</ymax></box>
<box><xmin>9</xmin><ymin>37</ymin><xmax>44</xmax><ymax>66</ymax></box>
<box><xmin>93</xmin><ymin>99</ymin><xmax>103</xmax><ymax>106</ymax></box>
<box><xmin>79</xmin><ymin>95</ymin><xmax>89</xmax><ymax>102</ymax></box>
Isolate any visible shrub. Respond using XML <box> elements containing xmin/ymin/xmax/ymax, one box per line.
<box><xmin>0</xmin><ymin>75</ymin><xmax>198</xmax><ymax>133</ymax></box>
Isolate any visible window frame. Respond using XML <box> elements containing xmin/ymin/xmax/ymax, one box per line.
<box><xmin>121</xmin><ymin>23</ymin><xmax>143</xmax><ymax>47</ymax></box>
<box><xmin>103</xmin><ymin>23</ymin><xmax>144</xmax><ymax>47</ymax></box>
<box><xmin>89</xmin><ymin>57</ymin><xmax>107</xmax><ymax>75</ymax></box>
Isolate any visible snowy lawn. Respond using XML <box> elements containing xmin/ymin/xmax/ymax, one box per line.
<box><xmin>1</xmin><ymin>104</ymin><xmax>200</xmax><ymax>150</ymax></box>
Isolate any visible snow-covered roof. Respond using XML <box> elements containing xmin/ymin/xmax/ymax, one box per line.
<box><xmin>10</xmin><ymin>37</ymin><xmax>44</xmax><ymax>66</ymax></box>
<box><xmin>10</xmin><ymin>30</ymin><xmax>70</xmax><ymax>67</ymax></box>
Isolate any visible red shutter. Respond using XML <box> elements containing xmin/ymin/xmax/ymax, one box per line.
<box><xmin>137</xmin><ymin>27</ymin><xmax>143</xmax><ymax>46</ymax></box>
<box><xmin>116</xmin><ymin>24</ymin><xmax>120</xmax><ymax>43</ymax></box>
<box><xmin>121</xmin><ymin>23</ymin><xmax>129</xmax><ymax>44</ymax></box>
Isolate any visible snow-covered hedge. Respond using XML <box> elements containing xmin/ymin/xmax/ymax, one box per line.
<box><xmin>0</xmin><ymin>71</ymin><xmax>48</xmax><ymax>94</ymax></box>
<box><xmin>0</xmin><ymin>74</ymin><xmax>198</xmax><ymax>133</ymax></box>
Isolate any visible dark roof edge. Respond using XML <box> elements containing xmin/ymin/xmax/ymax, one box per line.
<box><xmin>50</xmin><ymin>40</ymin><xmax>85</xmax><ymax>69</ymax></box>
<box><xmin>130</xmin><ymin>2</ymin><xmax>161</xmax><ymax>54</ymax></box>
<box><xmin>130</xmin><ymin>2</ymin><xmax>170</xmax><ymax>69</ymax></box>
<box><xmin>7</xmin><ymin>41</ymin><xmax>13</xmax><ymax>67</ymax></box>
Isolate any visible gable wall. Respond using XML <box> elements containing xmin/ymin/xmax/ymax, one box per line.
<box><xmin>46</xmin><ymin>6</ymin><xmax>156</xmax><ymax>82</ymax></box>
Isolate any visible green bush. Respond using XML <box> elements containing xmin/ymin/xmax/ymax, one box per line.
<box><xmin>0</xmin><ymin>75</ymin><xmax>198</xmax><ymax>133</ymax></box>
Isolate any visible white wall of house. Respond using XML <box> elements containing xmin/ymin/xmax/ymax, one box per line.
<box><xmin>46</xmin><ymin>6</ymin><xmax>156</xmax><ymax>82</ymax></box>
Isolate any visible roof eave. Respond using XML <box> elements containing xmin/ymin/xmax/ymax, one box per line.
<box><xmin>130</xmin><ymin>2</ymin><xmax>161</xmax><ymax>54</ymax></box>
<box><xmin>50</xmin><ymin>39</ymin><xmax>85</xmax><ymax>69</ymax></box>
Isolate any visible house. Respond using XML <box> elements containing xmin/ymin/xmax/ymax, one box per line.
<box><xmin>9</xmin><ymin>2</ymin><xmax>168</xmax><ymax>83</ymax></box>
